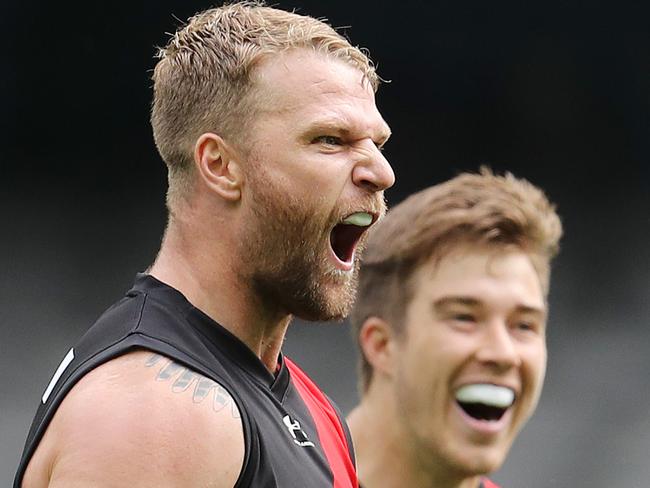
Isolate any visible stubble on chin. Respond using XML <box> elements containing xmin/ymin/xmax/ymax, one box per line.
<box><xmin>251</xmin><ymin>250</ymin><xmax>361</xmax><ymax>322</ymax></box>
<box><xmin>241</xmin><ymin>167</ymin><xmax>376</xmax><ymax>322</ymax></box>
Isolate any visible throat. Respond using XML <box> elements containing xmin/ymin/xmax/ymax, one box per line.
<box><xmin>330</xmin><ymin>224</ymin><xmax>365</xmax><ymax>262</ymax></box>
<box><xmin>249</xmin><ymin>314</ymin><xmax>293</xmax><ymax>374</ymax></box>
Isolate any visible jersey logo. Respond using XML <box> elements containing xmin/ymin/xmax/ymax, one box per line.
<box><xmin>282</xmin><ymin>414</ymin><xmax>315</xmax><ymax>447</ymax></box>
<box><xmin>42</xmin><ymin>348</ymin><xmax>75</xmax><ymax>403</ymax></box>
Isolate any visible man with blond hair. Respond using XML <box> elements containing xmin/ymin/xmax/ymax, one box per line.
<box><xmin>347</xmin><ymin>169</ymin><xmax>562</xmax><ymax>488</ymax></box>
<box><xmin>15</xmin><ymin>2</ymin><xmax>393</xmax><ymax>487</ymax></box>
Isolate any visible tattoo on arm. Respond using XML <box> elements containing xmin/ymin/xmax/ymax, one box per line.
<box><xmin>144</xmin><ymin>354</ymin><xmax>240</xmax><ymax>418</ymax></box>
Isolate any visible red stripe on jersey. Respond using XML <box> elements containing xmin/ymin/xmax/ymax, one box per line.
<box><xmin>481</xmin><ymin>478</ymin><xmax>501</xmax><ymax>488</ymax></box>
<box><xmin>285</xmin><ymin>357</ymin><xmax>358</xmax><ymax>488</ymax></box>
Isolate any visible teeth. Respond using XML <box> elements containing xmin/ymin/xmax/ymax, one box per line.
<box><xmin>455</xmin><ymin>384</ymin><xmax>515</xmax><ymax>408</ymax></box>
<box><xmin>341</xmin><ymin>212</ymin><xmax>373</xmax><ymax>227</ymax></box>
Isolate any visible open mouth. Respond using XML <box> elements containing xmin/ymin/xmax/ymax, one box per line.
<box><xmin>455</xmin><ymin>384</ymin><xmax>515</xmax><ymax>422</ymax></box>
<box><xmin>329</xmin><ymin>212</ymin><xmax>376</xmax><ymax>265</ymax></box>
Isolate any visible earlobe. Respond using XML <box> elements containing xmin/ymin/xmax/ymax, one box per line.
<box><xmin>359</xmin><ymin>317</ymin><xmax>397</xmax><ymax>380</ymax></box>
<box><xmin>194</xmin><ymin>133</ymin><xmax>243</xmax><ymax>202</ymax></box>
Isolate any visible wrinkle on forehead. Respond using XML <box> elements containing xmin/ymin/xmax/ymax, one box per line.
<box><xmin>247</xmin><ymin>49</ymin><xmax>389</xmax><ymax>144</ymax></box>
<box><xmin>252</xmin><ymin>49</ymin><xmax>376</xmax><ymax>113</ymax></box>
<box><xmin>420</xmin><ymin>247</ymin><xmax>546</xmax><ymax>310</ymax></box>
<box><xmin>310</xmin><ymin>76</ymin><xmax>375</xmax><ymax>99</ymax></box>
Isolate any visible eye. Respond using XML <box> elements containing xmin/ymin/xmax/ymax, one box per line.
<box><xmin>313</xmin><ymin>135</ymin><xmax>342</xmax><ymax>147</ymax></box>
<box><xmin>514</xmin><ymin>321</ymin><xmax>540</xmax><ymax>334</ymax></box>
<box><xmin>446</xmin><ymin>312</ymin><xmax>478</xmax><ymax>332</ymax></box>
<box><xmin>452</xmin><ymin>313</ymin><xmax>476</xmax><ymax>322</ymax></box>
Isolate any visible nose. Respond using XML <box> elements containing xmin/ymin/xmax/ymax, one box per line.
<box><xmin>475</xmin><ymin>323</ymin><xmax>521</xmax><ymax>371</ymax></box>
<box><xmin>351</xmin><ymin>140</ymin><xmax>395</xmax><ymax>193</ymax></box>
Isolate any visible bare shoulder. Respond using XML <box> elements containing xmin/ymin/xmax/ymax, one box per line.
<box><xmin>23</xmin><ymin>350</ymin><xmax>244</xmax><ymax>488</ymax></box>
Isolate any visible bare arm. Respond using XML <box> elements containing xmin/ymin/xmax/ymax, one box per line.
<box><xmin>23</xmin><ymin>351</ymin><xmax>244</xmax><ymax>488</ymax></box>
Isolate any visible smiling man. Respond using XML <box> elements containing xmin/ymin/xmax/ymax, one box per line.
<box><xmin>15</xmin><ymin>3</ymin><xmax>393</xmax><ymax>488</ymax></box>
<box><xmin>347</xmin><ymin>169</ymin><xmax>562</xmax><ymax>488</ymax></box>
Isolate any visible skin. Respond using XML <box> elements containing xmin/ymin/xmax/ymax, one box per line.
<box><xmin>152</xmin><ymin>48</ymin><xmax>393</xmax><ymax>368</ymax></box>
<box><xmin>237</xmin><ymin>50</ymin><xmax>393</xmax><ymax>322</ymax></box>
<box><xmin>22</xmin><ymin>351</ymin><xmax>245</xmax><ymax>488</ymax></box>
<box><xmin>23</xmin><ymin>49</ymin><xmax>394</xmax><ymax>487</ymax></box>
<box><xmin>348</xmin><ymin>247</ymin><xmax>548</xmax><ymax>488</ymax></box>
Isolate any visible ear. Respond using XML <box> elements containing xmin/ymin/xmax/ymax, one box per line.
<box><xmin>358</xmin><ymin>316</ymin><xmax>398</xmax><ymax>381</ymax></box>
<box><xmin>194</xmin><ymin>133</ymin><xmax>243</xmax><ymax>202</ymax></box>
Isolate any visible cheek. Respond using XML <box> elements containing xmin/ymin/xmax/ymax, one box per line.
<box><xmin>522</xmin><ymin>344</ymin><xmax>548</xmax><ymax>402</ymax></box>
<box><xmin>392</xmin><ymin>338</ymin><xmax>427</xmax><ymax>390</ymax></box>
<box><xmin>396</xmin><ymin>333</ymin><xmax>454</xmax><ymax>392</ymax></box>
<box><xmin>393</xmin><ymin>352</ymin><xmax>435</xmax><ymax>423</ymax></box>
<box><xmin>535</xmin><ymin>354</ymin><xmax>548</xmax><ymax>395</ymax></box>
<box><xmin>531</xmin><ymin>343</ymin><xmax>547</xmax><ymax>381</ymax></box>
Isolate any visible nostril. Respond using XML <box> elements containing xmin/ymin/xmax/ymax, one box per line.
<box><xmin>358</xmin><ymin>179</ymin><xmax>382</xmax><ymax>192</ymax></box>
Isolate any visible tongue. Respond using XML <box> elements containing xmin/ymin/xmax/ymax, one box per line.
<box><xmin>330</xmin><ymin>224</ymin><xmax>365</xmax><ymax>263</ymax></box>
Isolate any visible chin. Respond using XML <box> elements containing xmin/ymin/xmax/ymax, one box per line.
<box><xmin>294</xmin><ymin>284</ymin><xmax>356</xmax><ymax>322</ymax></box>
<box><xmin>452</xmin><ymin>447</ymin><xmax>507</xmax><ymax>477</ymax></box>
<box><xmin>294</xmin><ymin>296</ymin><xmax>353</xmax><ymax>322</ymax></box>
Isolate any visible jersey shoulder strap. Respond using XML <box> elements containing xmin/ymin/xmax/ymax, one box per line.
<box><xmin>481</xmin><ymin>477</ymin><xmax>502</xmax><ymax>488</ymax></box>
<box><xmin>284</xmin><ymin>357</ymin><xmax>358</xmax><ymax>488</ymax></box>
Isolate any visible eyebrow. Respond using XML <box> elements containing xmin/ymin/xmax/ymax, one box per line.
<box><xmin>305</xmin><ymin>117</ymin><xmax>392</xmax><ymax>145</ymax></box>
<box><xmin>433</xmin><ymin>296</ymin><xmax>481</xmax><ymax>310</ymax></box>
<box><xmin>377</xmin><ymin>126</ymin><xmax>392</xmax><ymax>146</ymax></box>
<box><xmin>432</xmin><ymin>296</ymin><xmax>547</xmax><ymax>318</ymax></box>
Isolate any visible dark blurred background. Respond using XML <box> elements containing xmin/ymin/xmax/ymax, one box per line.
<box><xmin>1</xmin><ymin>1</ymin><xmax>649</xmax><ymax>486</ymax></box>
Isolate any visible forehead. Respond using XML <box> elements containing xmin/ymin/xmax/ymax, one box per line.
<box><xmin>411</xmin><ymin>248</ymin><xmax>546</xmax><ymax>310</ymax></box>
<box><xmin>250</xmin><ymin>49</ymin><xmax>390</xmax><ymax>136</ymax></box>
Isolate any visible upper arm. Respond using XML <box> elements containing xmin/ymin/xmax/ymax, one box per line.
<box><xmin>23</xmin><ymin>350</ymin><xmax>244</xmax><ymax>488</ymax></box>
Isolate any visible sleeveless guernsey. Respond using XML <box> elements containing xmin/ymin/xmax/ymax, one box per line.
<box><xmin>14</xmin><ymin>274</ymin><xmax>357</xmax><ymax>488</ymax></box>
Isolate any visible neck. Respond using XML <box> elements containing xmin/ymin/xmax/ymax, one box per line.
<box><xmin>348</xmin><ymin>390</ymin><xmax>482</xmax><ymax>488</ymax></box>
<box><xmin>149</xmin><ymin>210</ymin><xmax>292</xmax><ymax>373</ymax></box>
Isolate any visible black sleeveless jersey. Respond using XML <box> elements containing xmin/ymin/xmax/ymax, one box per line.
<box><xmin>14</xmin><ymin>274</ymin><xmax>358</xmax><ymax>488</ymax></box>
<box><xmin>360</xmin><ymin>477</ymin><xmax>499</xmax><ymax>487</ymax></box>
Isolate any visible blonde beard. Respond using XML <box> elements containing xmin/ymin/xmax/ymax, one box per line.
<box><xmin>237</xmin><ymin>170</ymin><xmax>361</xmax><ymax>321</ymax></box>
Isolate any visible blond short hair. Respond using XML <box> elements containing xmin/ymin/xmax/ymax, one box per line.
<box><xmin>151</xmin><ymin>1</ymin><xmax>378</xmax><ymax>208</ymax></box>
<box><xmin>351</xmin><ymin>168</ymin><xmax>563</xmax><ymax>391</ymax></box>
